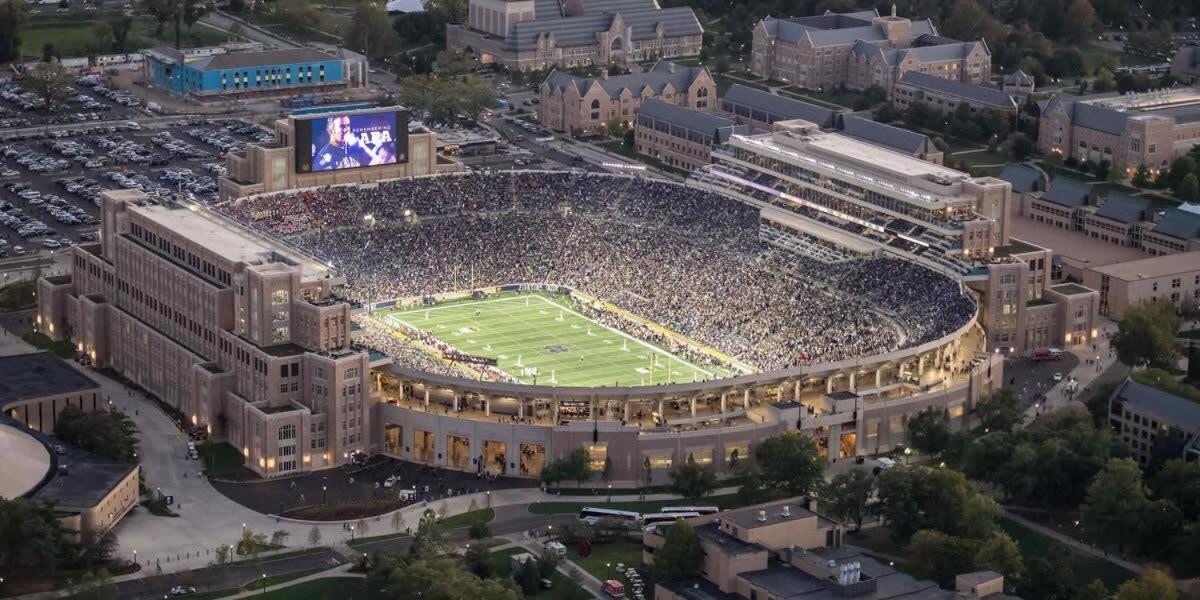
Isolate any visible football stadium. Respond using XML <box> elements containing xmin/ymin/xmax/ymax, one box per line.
<box><xmin>214</xmin><ymin>170</ymin><xmax>1002</xmax><ymax>478</ymax></box>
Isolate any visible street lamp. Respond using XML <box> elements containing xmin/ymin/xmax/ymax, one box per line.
<box><xmin>261</xmin><ymin>573</ymin><xmax>267</xmax><ymax>596</ymax></box>
<box><xmin>607</xmin><ymin>483</ymin><xmax>612</xmax><ymax>502</ymax></box>
<box><xmin>903</xmin><ymin>447</ymin><xmax>912</xmax><ymax>465</ymax></box>
<box><xmin>322</xmin><ymin>486</ymin><xmax>328</xmax><ymax>504</ymax></box>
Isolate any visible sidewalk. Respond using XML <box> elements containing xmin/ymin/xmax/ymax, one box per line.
<box><xmin>217</xmin><ymin>563</ymin><xmax>365</xmax><ymax>600</ymax></box>
<box><xmin>1000</xmin><ymin>509</ymin><xmax>1144</xmax><ymax>575</ymax></box>
<box><xmin>1022</xmin><ymin>319</ymin><xmax>1123</xmax><ymax>424</ymax></box>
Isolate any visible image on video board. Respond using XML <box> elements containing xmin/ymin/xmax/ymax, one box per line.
<box><xmin>308</xmin><ymin>112</ymin><xmax>403</xmax><ymax>172</ymax></box>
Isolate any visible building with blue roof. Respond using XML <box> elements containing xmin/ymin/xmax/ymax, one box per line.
<box><xmin>446</xmin><ymin>0</ymin><xmax>702</xmax><ymax>71</ymax></box>
<box><xmin>1038</xmin><ymin>87</ymin><xmax>1200</xmax><ymax>172</ymax></box>
<box><xmin>145</xmin><ymin>45</ymin><xmax>366</xmax><ymax>99</ymax></box>
<box><xmin>751</xmin><ymin>7</ymin><xmax>991</xmax><ymax>93</ymax></box>
<box><xmin>1108</xmin><ymin>377</ymin><xmax>1200</xmax><ymax>466</ymax></box>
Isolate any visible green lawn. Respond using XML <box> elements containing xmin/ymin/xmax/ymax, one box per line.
<box><xmin>488</xmin><ymin>547</ymin><xmax>591</xmax><ymax>599</ymax></box>
<box><xmin>953</xmin><ymin>149</ymin><xmax>1010</xmax><ymax>168</ymax></box>
<box><xmin>377</xmin><ymin>293</ymin><xmax>728</xmax><ymax>387</ymax></box>
<box><xmin>440</xmin><ymin>507</ymin><xmax>496</xmax><ymax>530</ymax></box>
<box><xmin>528</xmin><ymin>493</ymin><xmax>741</xmax><ymax>515</ymax></box>
<box><xmin>22</xmin><ymin>331</ymin><xmax>75</xmax><ymax>358</ymax></box>
<box><xmin>0</xmin><ymin>280</ymin><xmax>36</xmax><ymax>311</ymax></box>
<box><xmin>240</xmin><ymin>569</ymin><xmax>327</xmax><ymax>593</ymax></box>
<box><xmin>567</xmin><ymin>540</ymin><xmax>643</xmax><ymax>583</ymax></box>
<box><xmin>999</xmin><ymin>518</ymin><xmax>1136</xmax><ymax>589</ymax></box>
<box><xmin>196</xmin><ymin>442</ymin><xmax>246</xmax><ymax>479</ymax></box>
<box><xmin>22</xmin><ymin>13</ymin><xmax>229</xmax><ymax>60</ymax></box>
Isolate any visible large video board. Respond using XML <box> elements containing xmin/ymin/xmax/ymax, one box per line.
<box><xmin>294</xmin><ymin>108</ymin><xmax>409</xmax><ymax>174</ymax></box>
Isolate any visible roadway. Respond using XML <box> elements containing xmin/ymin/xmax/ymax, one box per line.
<box><xmin>109</xmin><ymin>548</ymin><xmax>343</xmax><ymax>599</ymax></box>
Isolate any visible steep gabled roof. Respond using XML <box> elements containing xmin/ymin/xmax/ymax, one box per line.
<box><xmin>638</xmin><ymin>99</ymin><xmax>749</xmax><ymax>143</ymax></box>
<box><xmin>506</xmin><ymin>6</ymin><xmax>702</xmax><ymax>51</ymax></box>
<box><xmin>720</xmin><ymin>84</ymin><xmax>838</xmax><ymax>128</ymax></box>
<box><xmin>897</xmin><ymin>71</ymin><xmax>1015</xmax><ymax>110</ymax></box>
<box><xmin>1152</xmin><ymin>206</ymin><xmax>1200</xmax><ymax>240</ymax></box>
<box><xmin>541</xmin><ymin>61</ymin><xmax>709</xmax><ymax>100</ymax></box>
<box><xmin>840</xmin><ymin>115</ymin><xmax>932</xmax><ymax>155</ymax></box>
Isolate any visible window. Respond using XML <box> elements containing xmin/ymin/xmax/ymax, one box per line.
<box><xmin>278</xmin><ymin>424</ymin><xmax>296</xmax><ymax>441</ymax></box>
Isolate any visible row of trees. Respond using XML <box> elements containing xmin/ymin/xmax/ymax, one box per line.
<box><xmin>397</xmin><ymin>74</ymin><xmax>496</xmax><ymax>126</ymax></box>
<box><xmin>141</xmin><ymin>0</ymin><xmax>211</xmax><ymax>50</ymax></box>
<box><xmin>54</xmin><ymin>405</ymin><xmax>140</xmax><ymax>463</ymax></box>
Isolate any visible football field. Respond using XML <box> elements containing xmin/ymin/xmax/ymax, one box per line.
<box><xmin>376</xmin><ymin>293</ymin><xmax>721</xmax><ymax>387</ymax></box>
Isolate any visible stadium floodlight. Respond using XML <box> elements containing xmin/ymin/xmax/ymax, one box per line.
<box><xmin>602</xmin><ymin>162</ymin><xmax>647</xmax><ymax>171</ymax></box>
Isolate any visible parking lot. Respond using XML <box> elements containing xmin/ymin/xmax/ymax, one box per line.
<box><xmin>0</xmin><ymin>114</ymin><xmax>273</xmax><ymax>258</ymax></box>
<box><xmin>0</xmin><ymin>73</ymin><xmax>146</xmax><ymax>130</ymax></box>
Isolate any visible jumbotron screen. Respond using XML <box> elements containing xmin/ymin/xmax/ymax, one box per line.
<box><xmin>294</xmin><ymin>108</ymin><xmax>409</xmax><ymax>173</ymax></box>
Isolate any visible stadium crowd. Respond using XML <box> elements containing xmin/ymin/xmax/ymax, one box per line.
<box><xmin>221</xmin><ymin>172</ymin><xmax>976</xmax><ymax>372</ymax></box>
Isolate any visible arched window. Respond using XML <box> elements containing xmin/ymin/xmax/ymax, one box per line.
<box><xmin>698</xmin><ymin>88</ymin><xmax>709</xmax><ymax>98</ymax></box>
<box><xmin>278</xmin><ymin>424</ymin><xmax>296</xmax><ymax>441</ymax></box>
<box><xmin>591</xmin><ymin>99</ymin><xmax>601</xmax><ymax>109</ymax></box>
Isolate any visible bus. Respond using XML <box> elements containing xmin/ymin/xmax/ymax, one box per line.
<box><xmin>641</xmin><ymin>512</ymin><xmax>700</xmax><ymax>530</ymax></box>
<box><xmin>578</xmin><ymin>507</ymin><xmax>641</xmax><ymax>525</ymax></box>
<box><xmin>659</xmin><ymin>506</ymin><xmax>720</xmax><ymax>515</ymax></box>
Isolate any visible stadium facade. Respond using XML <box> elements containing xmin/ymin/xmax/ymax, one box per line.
<box><xmin>36</xmin><ymin>167</ymin><xmax>1015</xmax><ymax>480</ymax></box>
<box><xmin>693</xmin><ymin>120</ymin><xmax>1099</xmax><ymax>355</ymax></box>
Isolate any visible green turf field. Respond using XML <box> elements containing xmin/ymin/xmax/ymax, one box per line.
<box><xmin>377</xmin><ymin>293</ymin><xmax>720</xmax><ymax>387</ymax></box>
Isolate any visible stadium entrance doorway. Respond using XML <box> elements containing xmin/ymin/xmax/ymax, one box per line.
<box><xmin>384</xmin><ymin>423</ymin><xmax>402</xmax><ymax>454</ymax></box>
<box><xmin>483</xmin><ymin>440</ymin><xmax>507</xmax><ymax>476</ymax></box>
<box><xmin>520</xmin><ymin>443</ymin><xmax>545</xmax><ymax>476</ymax></box>
<box><xmin>414</xmin><ymin>429</ymin><xmax>435</xmax><ymax>463</ymax></box>
<box><xmin>447</xmin><ymin>435</ymin><xmax>471</xmax><ymax>470</ymax></box>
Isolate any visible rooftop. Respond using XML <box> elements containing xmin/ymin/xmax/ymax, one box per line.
<box><xmin>720</xmin><ymin>498</ymin><xmax>817</xmax><ymax>530</ymax></box>
<box><xmin>839</xmin><ymin>115</ymin><xmax>933</xmax><ymax>155</ymax></box>
<box><xmin>695</xmin><ymin>522</ymin><xmax>763</xmax><ymax>554</ymax></box>
<box><xmin>1152</xmin><ymin>206</ymin><xmax>1200</xmax><ymax>240</ymax></box>
<box><xmin>992</xmin><ymin>238</ymin><xmax>1042</xmax><ymax>258</ymax></box>
<box><xmin>1044</xmin><ymin>88</ymin><xmax>1200</xmax><ymax>133</ymax></box>
<box><xmin>1114</xmin><ymin>378</ymin><xmax>1200</xmax><ymax>428</ymax></box>
<box><xmin>1050</xmin><ymin>283</ymin><xmax>1094</xmax><ymax>296</ymax></box>
<box><xmin>1008</xmin><ymin>218</ymin><xmax>1147</xmax><ymax>270</ymax></box>
<box><xmin>897</xmin><ymin>71</ymin><xmax>1016</xmax><ymax>110</ymax></box>
<box><xmin>0</xmin><ymin>421</ymin><xmax>51</xmax><ymax>499</ymax></box>
<box><xmin>1089</xmin><ymin>250</ymin><xmax>1200</xmax><ymax>281</ymax></box>
<box><xmin>997</xmin><ymin>163</ymin><xmax>1045</xmax><ymax>194</ymax></box>
<box><xmin>721</xmin><ymin>85</ymin><xmax>838</xmax><ymax>128</ymax></box>
<box><xmin>543</xmin><ymin>61</ymin><xmax>709</xmax><ymax>99</ymax></box>
<box><xmin>1093</xmin><ymin>192</ymin><xmax>1149</xmax><ymax>224</ymax></box>
<box><xmin>638</xmin><ymin>100</ymin><xmax>750</xmax><ymax>143</ymax></box>
<box><xmin>0</xmin><ymin>352</ymin><xmax>100</xmax><ymax>408</ymax></box>
<box><xmin>504</xmin><ymin>0</ymin><xmax>702</xmax><ymax>51</ymax></box>
<box><xmin>129</xmin><ymin>200</ymin><xmax>336</xmax><ymax>282</ymax></box>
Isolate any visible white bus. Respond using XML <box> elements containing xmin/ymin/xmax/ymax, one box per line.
<box><xmin>640</xmin><ymin>512</ymin><xmax>700</xmax><ymax>529</ymax></box>
<box><xmin>578</xmin><ymin>507</ymin><xmax>641</xmax><ymax>525</ymax></box>
<box><xmin>658</xmin><ymin>506</ymin><xmax>720</xmax><ymax>515</ymax></box>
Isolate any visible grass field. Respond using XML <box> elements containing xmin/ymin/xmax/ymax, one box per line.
<box><xmin>22</xmin><ymin>13</ymin><xmax>230</xmax><ymax>60</ymax></box>
<box><xmin>377</xmin><ymin>293</ymin><xmax>723</xmax><ymax>388</ymax></box>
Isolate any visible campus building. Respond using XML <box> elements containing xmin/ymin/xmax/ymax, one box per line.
<box><xmin>1108</xmin><ymin>377</ymin><xmax>1200</xmax><ymax>466</ymax></box>
<box><xmin>750</xmin><ymin>8</ymin><xmax>991</xmax><ymax>93</ymax></box>
<box><xmin>1016</xmin><ymin>175</ymin><xmax>1200</xmax><ymax>257</ymax></box>
<box><xmin>1171</xmin><ymin>46</ymin><xmax>1200</xmax><ymax>81</ymax></box>
<box><xmin>634</xmin><ymin>99</ymin><xmax>751</xmax><ymax>171</ymax></box>
<box><xmin>691</xmin><ymin>122</ymin><xmax>1099</xmax><ymax>354</ymax></box>
<box><xmin>1081</xmin><ymin>250</ymin><xmax>1200</xmax><ymax>319</ymax></box>
<box><xmin>538</xmin><ymin>61</ymin><xmax>716</xmax><ymax>135</ymax></box>
<box><xmin>144</xmin><ymin>45</ymin><xmax>368</xmax><ymax>99</ymax></box>
<box><xmin>36</xmin><ymin>189</ymin><xmax>376</xmax><ymax>478</ymax></box>
<box><xmin>719</xmin><ymin>84</ymin><xmax>943</xmax><ymax>163</ymax></box>
<box><xmin>646</xmin><ymin>498</ymin><xmax>1016</xmax><ymax>600</ymax></box>
<box><xmin>1038</xmin><ymin>88</ymin><xmax>1200</xmax><ymax>173</ymax></box>
<box><xmin>0</xmin><ymin>352</ymin><xmax>140</xmax><ymax>544</ymax></box>
<box><xmin>218</xmin><ymin>108</ymin><xmax>462</xmax><ymax>202</ymax></box>
<box><xmin>445</xmin><ymin>0</ymin><xmax>703</xmax><ymax>71</ymax></box>
<box><xmin>892</xmin><ymin>70</ymin><xmax>1018</xmax><ymax>117</ymax></box>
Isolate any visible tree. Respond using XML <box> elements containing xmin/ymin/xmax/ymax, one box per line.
<box><xmin>83</xmin><ymin>530</ymin><xmax>119</xmax><ymax>567</ymax></box>
<box><xmin>181</xmin><ymin>0</ymin><xmax>209</xmax><ymax>39</ymax></box>
<box><xmin>1081</xmin><ymin>458</ymin><xmax>1149</xmax><ymax>552</ymax></box>
<box><xmin>1164</xmin><ymin>155</ymin><xmax>1197</xmax><ymax>192</ymax></box>
<box><xmin>877</xmin><ymin>466</ymin><xmax>998</xmax><ymax>543</ymax></box>
<box><xmin>0</xmin><ymin>498</ymin><xmax>80</xmax><ymax>575</ymax></box>
<box><xmin>652</xmin><ymin>519</ymin><xmax>704</xmax><ymax>582</ymax></box>
<box><xmin>142</xmin><ymin>0</ymin><xmax>179</xmax><ymax>40</ymax></box>
<box><xmin>269</xmin><ymin>529</ymin><xmax>290</xmax><ymax>547</ymax></box>
<box><xmin>24</xmin><ymin>61</ymin><xmax>74</xmax><ymax>111</ymax></box>
<box><xmin>1131</xmin><ymin>164</ymin><xmax>1152</xmax><ymax>187</ymax></box>
<box><xmin>346</xmin><ymin>1</ymin><xmax>399</xmax><ymax>61</ymax></box>
<box><xmin>907</xmin><ymin>529</ymin><xmax>978</xmax><ymax>587</ymax></box>
<box><xmin>974</xmin><ymin>532</ymin><xmax>1023</xmax><ymax>581</ymax></box>
<box><xmin>975</xmin><ymin>388</ymin><xmax>1023</xmax><ymax>432</ymax></box>
<box><xmin>517</xmin><ymin>555</ymin><xmax>539</xmax><ymax>594</ymax></box>
<box><xmin>408</xmin><ymin>509</ymin><xmax>445</xmax><ymax>558</ymax></box>
<box><xmin>54</xmin><ymin>406</ymin><xmax>138</xmax><ymax>463</ymax></box>
<box><xmin>422</xmin><ymin>0</ymin><xmax>467</xmax><ymax>25</ymax></box>
<box><xmin>276</xmin><ymin>0</ymin><xmax>317</xmax><ymax>32</ymax></box>
<box><xmin>0</xmin><ymin>0</ymin><xmax>30</xmax><ymax>62</ymax></box>
<box><xmin>1093</xmin><ymin>67</ymin><xmax>1116</xmax><ymax>93</ymax></box>
<box><xmin>371</xmin><ymin>555</ymin><xmax>521</xmax><ymax>600</ymax></box>
<box><xmin>668</xmin><ymin>462</ymin><xmax>717</xmax><ymax>500</ymax></box>
<box><xmin>110</xmin><ymin>14</ymin><xmax>134</xmax><ymax>53</ymax></box>
<box><xmin>72</xmin><ymin>569</ymin><xmax>117</xmax><ymax>600</ymax></box>
<box><xmin>906</xmin><ymin>407</ymin><xmax>951</xmax><ymax>455</ymax></box>
<box><xmin>1010</xmin><ymin>134</ymin><xmax>1035</xmax><ymax>161</ymax></box>
<box><xmin>213</xmin><ymin>543</ymin><xmax>231</xmax><ymax>565</ymax></box>
<box><xmin>1179</xmin><ymin>173</ymin><xmax>1200</xmax><ymax>203</ymax></box>
<box><xmin>1150</xmin><ymin>459</ymin><xmax>1200</xmax><ymax>520</ymax></box>
<box><xmin>1111</xmin><ymin>301</ymin><xmax>1182</xmax><ymax>369</ymax></box>
<box><xmin>435</xmin><ymin>48</ymin><xmax>476</xmax><ymax>76</ymax></box>
<box><xmin>823</xmin><ymin>469</ymin><xmax>875</xmax><ymax>531</ymax></box>
<box><xmin>1115</xmin><ymin>569</ymin><xmax>1178</xmax><ymax>600</ymax></box>
<box><xmin>753</xmin><ymin>433</ymin><xmax>823</xmax><ymax>497</ymax></box>
<box><xmin>1063</xmin><ymin>0</ymin><xmax>1097</xmax><ymax>42</ymax></box>
<box><xmin>464</xmin><ymin>542</ymin><xmax>491</xmax><ymax>578</ymax></box>
<box><xmin>1075</xmin><ymin>580</ymin><xmax>1109</xmax><ymax>600</ymax></box>
<box><xmin>307</xmin><ymin>525</ymin><xmax>321</xmax><ymax>547</ymax></box>
<box><xmin>92</xmin><ymin>20</ymin><xmax>115</xmax><ymax>54</ymax></box>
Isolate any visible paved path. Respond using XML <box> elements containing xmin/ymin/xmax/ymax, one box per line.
<box><xmin>1022</xmin><ymin>318</ymin><xmax>1123</xmax><ymax>425</ymax></box>
<box><xmin>217</xmin><ymin>563</ymin><xmax>365</xmax><ymax>600</ymax></box>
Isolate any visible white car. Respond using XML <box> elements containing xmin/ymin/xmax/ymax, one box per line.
<box><xmin>170</xmin><ymin>585</ymin><xmax>196</xmax><ymax>595</ymax></box>
<box><xmin>1052</xmin><ymin>372</ymin><xmax>1063</xmax><ymax>382</ymax></box>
